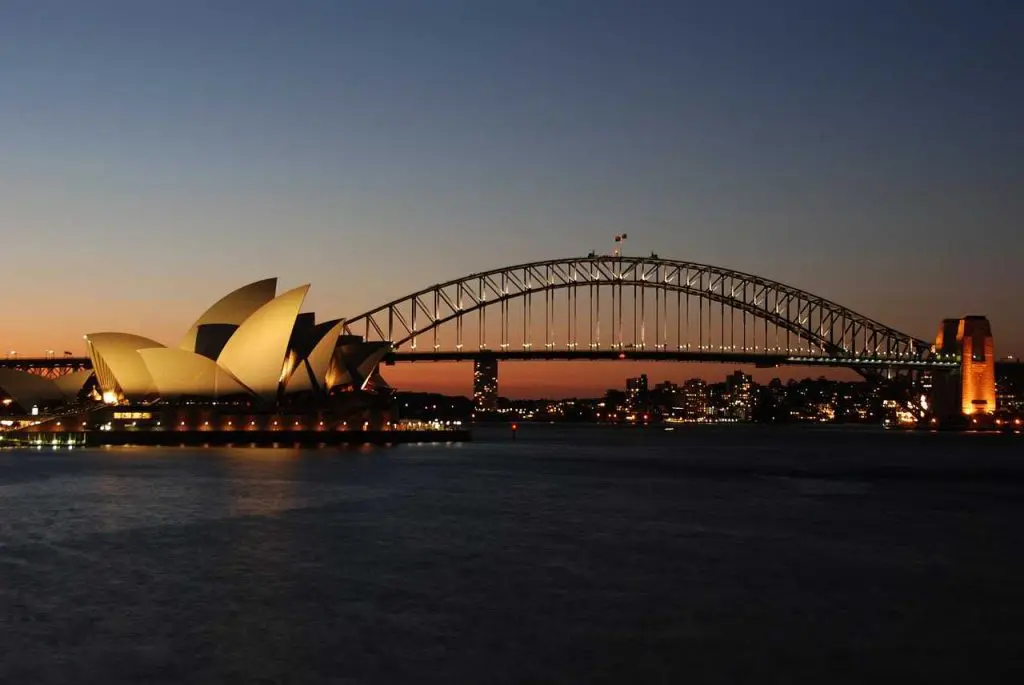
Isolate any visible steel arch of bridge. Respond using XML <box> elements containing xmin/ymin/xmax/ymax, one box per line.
<box><xmin>343</xmin><ymin>256</ymin><xmax>932</xmax><ymax>362</ymax></box>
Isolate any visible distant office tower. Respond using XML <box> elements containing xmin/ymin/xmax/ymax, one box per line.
<box><xmin>626</xmin><ymin>374</ymin><xmax>649</xmax><ymax>412</ymax></box>
<box><xmin>473</xmin><ymin>357</ymin><xmax>499</xmax><ymax>413</ymax></box>
<box><xmin>682</xmin><ymin>378</ymin><xmax>709</xmax><ymax>419</ymax></box>
<box><xmin>932</xmin><ymin>316</ymin><xmax>996</xmax><ymax>418</ymax></box>
<box><xmin>725</xmin><ymin>370</ymin><xmax>753</xmax><ymax>421</ymax></box>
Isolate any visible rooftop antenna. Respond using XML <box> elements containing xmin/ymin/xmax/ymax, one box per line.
<box><xmin>613</xmin><ymin>233</ymin><xmax>628</xmax><ymax>256</ymax></box>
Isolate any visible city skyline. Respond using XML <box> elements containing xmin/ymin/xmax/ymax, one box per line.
<box><xmin>2</xmin><ymin>1</ymin><xmax>1021</xmax><ymax>396</ymax></box>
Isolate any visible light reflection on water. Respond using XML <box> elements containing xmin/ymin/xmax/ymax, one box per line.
<box><xmin>0</xmin><ymin>447</ymin><xmax>390</xmax><ymax>543</ymax></box>
<box><xmin>0</xmin><ymin>426</ymin><xmax>1023</xmax><ymax>683</ymax></box>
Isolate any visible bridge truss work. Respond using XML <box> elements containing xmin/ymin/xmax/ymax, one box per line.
<box><xmin>0</xmin><ymin>356</ymin><xmax>92</xmax><ymax>380</ymax></box>
<box><xmin>344</xmin><ymin>255</ymin><xmax>939</xmax><ymax>369</ymax></box>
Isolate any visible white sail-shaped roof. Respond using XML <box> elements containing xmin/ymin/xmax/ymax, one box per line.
<box><xmin>85</xmin><ymin>333</ymin><xmax>165</xmax><ymax>401</ymax></box>
<box><xmin>327</xmin><ymin>365</ymin><xmax>352</xmax><ymax>390</ymax></box>
<box><xmin>217</xmin><ymin>284</ymin><xmax>310</xmax><ymax>402</ymax></box>
<box><xmin>179</xmin><ymin>278</ymin><xmax>277</xmax><ymax>352</ymax></box>
<box><xmin>364</xmin><ymin>367</ymin><xmax>392</xmax><ymax>391</ymax></box>
<box><xmin>285</xmin><ymin>319</ymin><xmax>343</xmax><ymax>394</ymax></box>
<box><xmin>284</xmin><ymin>355</ymin><xmax>315</xmax><ymax>394</ymax></box>
<box><xmin>329</xmin><ymin>340</ymin><xmax>391</xmax><ymax>390</ymax></box>
<box><xmin>138</xmin><ymin>348</ymin><xmax>251</xmax><ymax>399</ymax></box>
<box><xmin>0</xmin><ymin>369</ymin><xmax>64</xmax><ymax>409</ymax></box>
<box><xmin>306</xmin><ymin>320</ymin><xmax>344</xmax><ymax>390</ymax></box>
<box><xmin>53</xmin><ymin>369</ymin><xmax>94</xmax><ymax>400</ymax></box>
<box><xmin>354</xmin><ymin>343</ymin><xmax>392</xmax><ymax>390</ymax></box>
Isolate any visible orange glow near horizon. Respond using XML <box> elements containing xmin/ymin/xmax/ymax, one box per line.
<box><xmin>382</xmin><ymin>361</ymin><xmax>860</xmax><ymax>399</ymax></box>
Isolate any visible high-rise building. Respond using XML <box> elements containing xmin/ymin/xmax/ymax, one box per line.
<box><xmin>682</xmin><ymin>378</ymin><xmax>709</xmax><ymax>420</ymax></box>
<box><xmin>625</xmin><ymin>374</ymin><xmax>649</xmax><ymax>412</ymax></box>
<box><xmin>473</xmin><ymin>357</ymin><xmax>499</xmax><ymax>413</ymax></box>
<box><xmin>725</xmin><ymin>370</ymin><xmax>753</xmax><ymax>421</ymax></box>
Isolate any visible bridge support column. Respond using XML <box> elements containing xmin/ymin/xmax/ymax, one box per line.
<box><xmin>931</xmin><ymin>316</ymin><xmax>995</xmax><ymax>421</ymax></box>
<box><xmin>473</xmin><ymin>356</ymin><xmax>499</xmax><ymax>415</ymax></box>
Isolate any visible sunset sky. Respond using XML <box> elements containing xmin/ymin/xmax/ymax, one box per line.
<box><xmin>2</xmin><ymin>0</ymin><xmax>1020</xmax><ymax>397</ymax></box>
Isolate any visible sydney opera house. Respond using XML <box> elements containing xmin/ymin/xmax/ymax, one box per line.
<box><xmin>0</xmin><ymin>279</ymin><xmax>399</xmax><ymax>439</ymax></box>
<box><xmin>86</xmin><ymin>278</ymin><xmax>391</xmax><ymax>404</ymax></box>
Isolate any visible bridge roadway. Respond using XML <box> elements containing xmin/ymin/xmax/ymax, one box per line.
<box><xmin>7</xmin><ymin>352</ymin><xmax>1017</xmax><ymax>374</ymax></box>
<box><xmin>386</xmin><ymin>349</ymin><xmax>961</xmax><ymax>369</ymax></box>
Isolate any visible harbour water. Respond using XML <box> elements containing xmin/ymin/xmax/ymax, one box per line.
<box><xmin>1</xmin><ymin>425</ymin><xmax>1022</xmax><ymax>683</ymax></box>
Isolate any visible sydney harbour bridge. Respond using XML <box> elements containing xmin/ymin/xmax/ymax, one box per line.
<box><xmin>340</xmin><ymin>255</ymin><xmax>953</xmax><ymax>369</ymax></box>
<box><xmin>2</xmin><ymin>255</ymin><xmax>997</xmax><ymax>400</ymax></box>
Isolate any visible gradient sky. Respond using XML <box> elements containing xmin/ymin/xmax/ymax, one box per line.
<box><xmin>2</xmin><ymin>0</ymin><xmax>1021</xmax><ymax>397</ymax></box>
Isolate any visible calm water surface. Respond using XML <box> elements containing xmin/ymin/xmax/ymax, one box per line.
<box><xmin>1</xmin><ymin>425</ymin><xmax>1022</xmax><ymax>683</ymax></box>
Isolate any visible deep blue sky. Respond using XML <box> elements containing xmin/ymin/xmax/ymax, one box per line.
<box><xmin>1</xmin><ymin>0</ymin><xmax>1021</xmax><ymax>393</ymax></box>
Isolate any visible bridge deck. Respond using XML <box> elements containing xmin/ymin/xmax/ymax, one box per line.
<box><xmin>6</xmin><ymin>353</ymin><xmax>1017</xmax><ymax>373</ymax></box>
<box><xmin>387</xmin><ymin>350</ymin><xmax>961</xmax><ymax>368</ymax></box>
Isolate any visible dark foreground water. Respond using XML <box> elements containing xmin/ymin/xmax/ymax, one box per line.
<box><xmin>1</xmin><ymin>425</ymin><xmax>1023</xmax><ymax>684</ymax></box>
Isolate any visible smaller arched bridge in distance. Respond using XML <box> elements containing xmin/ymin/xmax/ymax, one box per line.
<box><xmin>342</xmin><ymin>255</ymin><xmax>960</xmax><ymax>374</ymax></box>
<box><xmin>0</xmin><ymin>355</ymin><xmax>92</xmax><ymax>379</ymax></box>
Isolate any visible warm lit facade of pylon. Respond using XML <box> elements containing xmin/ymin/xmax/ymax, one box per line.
<box><xmin>933</xmin><ymin>316</ymin><xmax>996</xmax><ymax>417</ymax></box>
<box><xmin>958</xmin><ymin>317</ymin><xmax>995</xmax><ymax>415</ymax></box>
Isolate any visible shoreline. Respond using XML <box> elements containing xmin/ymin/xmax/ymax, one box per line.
<box><xmin>1</xmin><ymin>428</ymin><xmax>472</xmax><ymax>448</ymax></box>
